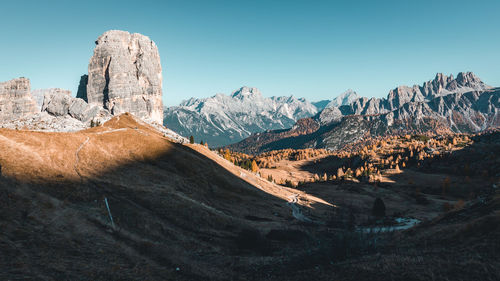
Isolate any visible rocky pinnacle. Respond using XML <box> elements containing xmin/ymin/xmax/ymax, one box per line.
<box><xmin>86</xmin><ymin>30</ymin><xmax>163</xmax><ymax>124</ymax></box>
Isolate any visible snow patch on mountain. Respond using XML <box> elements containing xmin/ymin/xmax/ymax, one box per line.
<box><xmin>164</xmin><ymin>87</ymin><xmax>320</xmax><ymax>147</ymax></box>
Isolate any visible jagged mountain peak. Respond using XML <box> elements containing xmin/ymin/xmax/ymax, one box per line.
<box><xmin>164</xmin><ymin>87</ymin><xmax>319</xmax><ymax>147</ymax></box>
<box><xmin>325</xmin><ymin>89</ymin><xmax>359</xmax><ymax>108</ymax></box>
<box><xmin>423</xmin><ymin>71</ymin><xmax>488</xmax><ymax>95</ymax></box>
<box><xmin>368</xmin><ymin>71</ymin><xmax>491</xmax><ymax>117</ymax></box>
<box><xmin>179</xmin><ymin>97</ymin><xmax>199</xmax><ymax>107</ymax></box>
<box><xmin>456</xmin><ymin>71</ymin><xmax>483</xmax><ymax>86</ymax></box>
<box><xmin>165</xmin><ymin>71</ymin><xmax>495</xmax><ymax>149</ymax></box>
<box><xmin>434</xmin><ymin>72</ymin><xmax>453</xmax><ymax>83</ymax></box>
<box><xmin>231</xmin><ymin>86</ymin><xmax>262</xmax><ymax>99</ymax></box>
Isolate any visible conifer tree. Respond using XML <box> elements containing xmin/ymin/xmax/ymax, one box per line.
<box><xmin>372</xmin><ymin>197</ymin><xmax>386</xmax><ymax>217</ymax></box>
<box><xmin>251</xmin><ymin>160</ymin><xmax>259</xmax><ymax>173</ymax></box>
<box><xmin>189</xmin><ymin>135</ymin><xmax>194</xmax><ymax>144</ymax></box>
<box><xmin>337</xmin><ymin>167</ymin><xmax>344</xmax><ymax>178</ymax></box>
<box><xmin>224</xmin><ymin>149</ymin><xmax>231</xmax><ymax>161</ymax></box>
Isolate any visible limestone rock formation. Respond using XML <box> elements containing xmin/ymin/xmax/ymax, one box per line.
<box><xmin>335</xmin><ymin>72</ymin><xmax>491</xmax><ymax>119</ymax></box>
<box><xmin>42</xmin><ymin>89</ymin><xmax>109</xmax><ymax>122</ymax></box>
<box><xmin>41</xmin><ymin>89</ymin><xmax>73</xmax><ymax>116</ymax></box>
<box><xmin>86</xmin><ymin>30</ymin><xmax>163</xmax><ymax>123</ymax></box>
<box><xmin>32</xmin><ymin>88</ymin><xmax>71</xmax><ymax>111</ymax></box>
<box><xmin>0</xmin><ymin>78</ymin><xmax>38</xmax><ymax>121</ymax></box>
<box><xmin>76</xmin><ymin>75</ymin><xmax>88</xmax><ymax>101</ymax></box>
<box><xmin>228</xmin><ymin>72</ymin><xmax>499</xmax><ymax>153</ymax></box>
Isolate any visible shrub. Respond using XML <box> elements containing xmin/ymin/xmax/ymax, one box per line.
<box><xmin>90</xmin><ymin>119</ymin><xmax>101</xmax><ymax>127</ymax></box>
<box><xmin>372</xmin><ymin>197</ymin><xmax>386</xmax><ymax>217</ymax></box>
<box><xmin>284</xmin><ymin>179</ymin><xmax>294</xmax><ymax>187</ymax></box>
<box><xmin>267</xmin><ymin>174</ymin><xmax>273</xmax><ymax>182</ymax></box>
<box><xmin>414</xmin><ymin>135</ymin><xmax>430</xmax><ymax>142</ymax></box>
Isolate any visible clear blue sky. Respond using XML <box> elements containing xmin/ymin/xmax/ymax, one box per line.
<box><xmin>1</xmin><ymin>0</ymin><xmax>499</xmax><ymax>106</ymax></box>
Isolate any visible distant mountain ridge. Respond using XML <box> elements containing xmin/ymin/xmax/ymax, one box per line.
<box><xmin>163</xmin><ymin>87</ymin><xmax>357</xmax><ymax>146</ymax></box>
<box><xmin>227</xmin><ymin>72</ymin><xmax>499</xmax><ymax>154</ymax></box>
<box><xmin>334</xmin><ymin>72</ymin><xmax>489</xmax><ymax>119</ymax></box>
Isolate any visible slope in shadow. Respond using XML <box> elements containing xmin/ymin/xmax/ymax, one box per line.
<box><xmin>0</xmin><ymin>114</ymin><xmax>331</xmax><ymax>280</ymax></box>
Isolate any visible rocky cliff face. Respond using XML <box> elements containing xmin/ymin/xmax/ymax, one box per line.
<box><xmin>0</xmin><ymin>78</ymin><xmax>38</xmax><ymax>121</ymax></box>
<box><xmin>330</xmin><ymin>72</ymin><xmax>490</xmax><ymax>120</ymax></box>
<box><xmin>86</xmin><ymin>30</ymin><xmax>163</xmax><ymax>123</ymax></box>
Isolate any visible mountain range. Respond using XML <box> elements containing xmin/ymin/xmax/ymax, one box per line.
<box><xmin>226</xmin><ymin>72</ymin><xmax>499</xmax><ymax>154</ymax></box>
<box><xmin>163</xmin><ymin>87</ymin><xmax>358</xmax><ymax>146</ymax></box>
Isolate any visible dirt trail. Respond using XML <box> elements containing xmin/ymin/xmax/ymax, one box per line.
<box><xmin>74</xmin><ymin>136</ymin><xmax>90</xmax><ymax>179</ymax></box>
<box><xmin>286</xmin><ymin>194</ymin><xmax>313</xmax><ymax>223</ymax></box>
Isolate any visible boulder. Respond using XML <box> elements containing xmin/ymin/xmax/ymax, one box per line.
<box><xmin>42</xmin><ymin>90</ymin><xmax>109</xmax><ymax>122</ymax></box>
<box><xmin>69</xmin><ymin>98</ymin><xmax>109</xmax><ymax>122</ymax></box>
<box><xmin>42</xmin><ymin>90</ymin><xmax>73</xmax><ymax>116</ymax></box>
<box><xmin>86</xmin><ymin>30</ymin><xmax>163</xmax><ymax>123</ymax></box>
<box><xmin>32</xmin><ymin>88</ymin><xmax>71</xmax><ymax>111</ymax></box>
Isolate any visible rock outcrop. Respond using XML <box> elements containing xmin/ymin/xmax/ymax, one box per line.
<box><xmin>332</xmin><ymin>72</ymin><xmax>491</xmax><ymax>119</ymax></box>
<box><xmin>0</xmin><ymin>78</ymin><xmax>38</xmax><ymax>121</ymax></box>
<box><xmin>32</xmin><ymin>88</ymin><xmax>71</xmax><ymax>111</ymax></box>
<box><xmin>41</xmin><ymin>90</ymin><xmax>108</xmax><ymax>122</ymax></box>
<box><xmin>86</xmin><ymin>30</ymin><xmax>163</xmax><ymax>124</ymax></box>
<box><xmin>76</xmin><ymin>75</ymin><xmax>88</xmax><ymax>101</ymax></box>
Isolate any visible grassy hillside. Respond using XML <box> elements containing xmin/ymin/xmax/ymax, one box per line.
<box><xmin>0</xmin><ymin>114</ymin><xmax>498</xmax><ymax>280</ymax></box>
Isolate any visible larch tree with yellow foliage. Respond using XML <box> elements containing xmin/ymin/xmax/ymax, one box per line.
<box><xmin>251</xmin><ymin>160</ymin><xmax>259</xmax><ymax>173</ymax></box>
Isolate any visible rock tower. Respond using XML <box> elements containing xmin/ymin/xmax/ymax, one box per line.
<box><xmin>85</xmin><ymin>30</ymin><xmax>163</xmax><ymax>123</ymax></box>
<box><xmin>0</xmin><ymin>78</ymin><xmax>38</xmax><ymax>120</ymax></box>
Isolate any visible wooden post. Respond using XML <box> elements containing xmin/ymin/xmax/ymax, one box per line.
<box><xmin>104</xmin><ymin>197</ymin><xmax>115</xmax><ymax>229</ymax></box>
